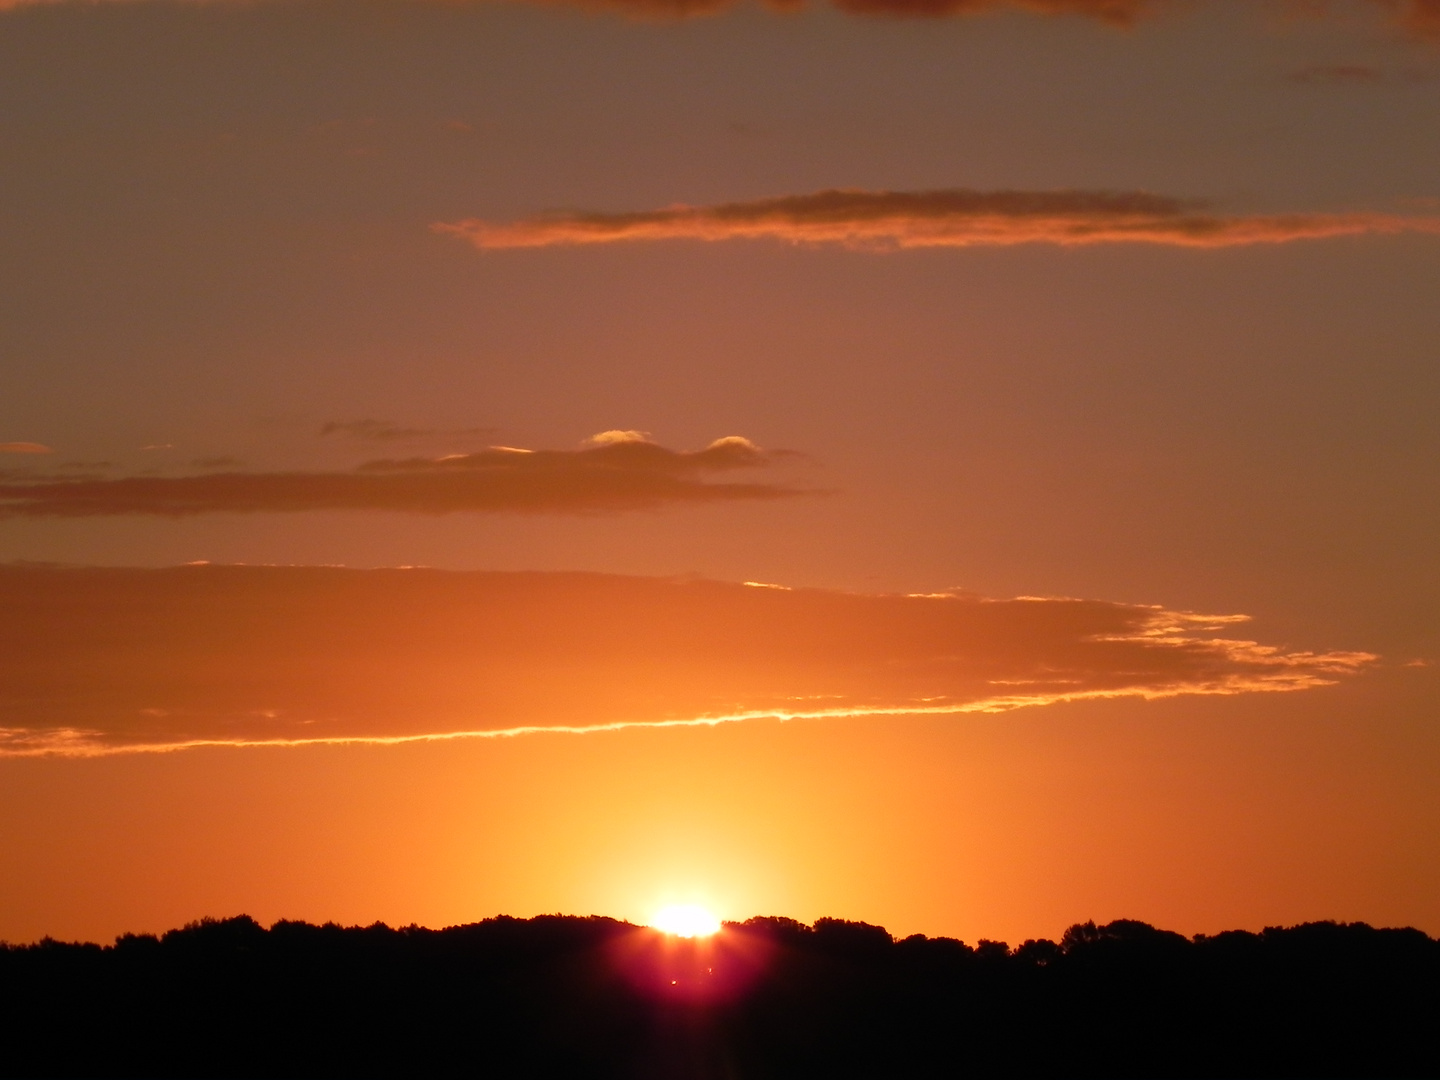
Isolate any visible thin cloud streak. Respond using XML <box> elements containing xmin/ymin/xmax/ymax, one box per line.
<box><xmin>0</xmin><ymin>565</ymin><xmax>1375</xmax><ymax>757</ymax></box>
<box><xmin>0</xmin><ymin>434</ymin><xmax>802</xmax><ymax>518</ymax></box>
<box><xmin>0</xmin><ymin>683</ymin><xmax>1372</xmax><ymax>759</ymax></box>
<box><xmin>438</xmin><ymin>189</ymin><xmax>1440</xmax><ymax>252</ymax></box>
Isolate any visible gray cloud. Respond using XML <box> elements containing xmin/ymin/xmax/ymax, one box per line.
<box><xmin>0</xmin><ymin>434</ymin><xmax>804</xmax><ymax>519</ymax></box>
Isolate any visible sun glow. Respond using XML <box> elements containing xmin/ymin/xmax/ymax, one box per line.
<box><xmin>650</xmin><ymin>904</ymin><xmax>721</xmax><ymax>938</ymax></box>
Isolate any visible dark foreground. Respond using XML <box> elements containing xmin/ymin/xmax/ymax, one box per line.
<box><xmin>2</xmin><ymin>915</ymin><xmax>1436</xmax><ymax>1079</ymax></box>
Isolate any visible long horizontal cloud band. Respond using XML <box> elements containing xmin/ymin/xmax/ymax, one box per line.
<box><xmin>436</xmin><ymin>189</ymin><xmax>1440</xmax><ymax>251</ymax></box>
<box><xmin>0</xmin><ymin>565</ymin><xmax>1375</xmax><ymax>756</ymax></box>
<box><xmin>0</xmin><ymin>435</ymin><xmax>803</xmax><ymax>517</ymax></box>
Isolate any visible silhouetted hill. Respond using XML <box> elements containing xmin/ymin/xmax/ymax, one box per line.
<box><xmin>1</xmin><ymin>914</ymin><xmax>1435</xmax><ymax>1078</ymax></box>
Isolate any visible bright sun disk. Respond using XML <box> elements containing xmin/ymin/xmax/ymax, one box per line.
<box><xmin>651</xmin><ymin>904</ymin><xmax>721</xmax><ymax>937</ymax></box>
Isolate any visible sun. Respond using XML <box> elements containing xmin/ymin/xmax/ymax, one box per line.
<box><xmin>650</xmin><ymin>904</ymin><xmax>721</xmax><ymax>938</ymax></box>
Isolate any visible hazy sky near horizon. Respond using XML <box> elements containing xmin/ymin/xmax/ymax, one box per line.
<box><xmin>1</xmin><ymin>0</ymin><xmax>1438</xmax><ymax>946</ymax></box>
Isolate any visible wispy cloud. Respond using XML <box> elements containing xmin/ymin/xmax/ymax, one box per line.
<box><xmin>0</xmin><ymin>565</ymin><xmax>1375</xmax><ymax>757</ymax></box>
<box><xmin>0</xmin><ymin>433</ymin><xmax>802</xmax><ymax>518</ymax></box>
<box><xmin>0</xmin><ymin>442</ymin><xmax>53</xmax><ymax>455</ymax></box>
<box><xmin>437</xmin><ymin>189</ymin><xmax>1440</xmax><ymax>252</ymax></box>
<box><xmin>319</xmin><ymin>419</ymin><xmax>495</xmax><ymax>443</ymax></box>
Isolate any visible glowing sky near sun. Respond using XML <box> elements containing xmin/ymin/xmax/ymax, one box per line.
<box><xmin>0</xmin><ymin>0</ymin><xmax>1437</xmax><ymax>947</ymax></box>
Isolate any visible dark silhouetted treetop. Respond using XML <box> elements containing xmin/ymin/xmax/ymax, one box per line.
<box><xmin>0</xmin><ymin>914</ymin><xmax>1435</xmax><ymax>1079</ymax></box>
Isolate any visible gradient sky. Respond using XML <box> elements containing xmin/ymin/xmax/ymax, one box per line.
<box><xmin>1</xmin><ymin>0</ymin><xmax>1438</xmax><ymax>946</ymax></box>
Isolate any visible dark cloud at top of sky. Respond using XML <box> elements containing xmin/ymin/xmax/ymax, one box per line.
<box><xmin>0</xmin><ymin>0</ymin><xmax>1435</xmax><ymax>37</ymax></box>
<box><xmin>823</xmin><ymin>0</ymin><xmax>1440</xmax><ymax>37</ymax></box>
<box><xmin>539</xmin><ymin>0</ymin><xmax>1440</xmax><ymax>38</ymax></box>
<box><xmin>0</xmin><ymin>434</ymin><xmax>805</xmax><ymax>519</ymax></box>
<box><xmin>0</xmin><ymin>564</ymin><xmax>1375</xmax><ymax>756</ymax></box>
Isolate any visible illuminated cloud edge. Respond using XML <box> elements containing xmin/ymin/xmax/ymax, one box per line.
<box><xmin>0</xmin><ymin>566</ymin><xmax>1375</xmax><ymax>757</ymax></box>
<box><xmin>0</xmin><ymin>434</ymin><xmax>804</xmax><ymax>518</ymax></box>
<box><xmin>438</xmin><ymin>189</ymin><xmax>1440</xmax><ymax>252</ymax></box>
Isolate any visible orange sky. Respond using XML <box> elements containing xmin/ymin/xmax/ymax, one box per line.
<box><xmin>1</xmin><ymin>0</ymin><xmax>1438</xmax><ymax>946</ymax></box>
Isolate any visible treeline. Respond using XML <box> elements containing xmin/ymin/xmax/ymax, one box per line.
<box><xmin>1</xmin><ymin>914</ymin><xmax>1436</xmax><ymax>1078</ymax></box>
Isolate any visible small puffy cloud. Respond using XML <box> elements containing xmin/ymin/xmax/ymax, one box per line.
<box><xmin>437</xmin><ymin>188</ymin><xmax>1440</xmax><ymax>252</ymax></box>
<box><xmin>0</xmin><ymin>442</ymin><xmax>53</xmax><ymax>455</ymax></box>
<box><xmin>0</xmin><ymin>565</ymin><xmax>1375</xmax><ymax>757</ymax></box>
<box><xmin>586</xmin><ymin>429</ymin><xmax>653</xmax><ymax>446</ymax></box>
<box><xmin>0</xmin><ymin>434</ymin><xmax>802</xmax><ymax>518</ymax></box>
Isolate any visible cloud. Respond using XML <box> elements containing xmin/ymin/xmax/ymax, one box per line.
<box><xmin>1397</xmin><ymin>0</ymin><xmax>1440</xmax><ymax>37</ymax></box>
<box><xmin>436</xmin><ymin>189</ymin><xmax>1440</xmax><ymax>252</ymax></box>
<box><xmin>0</xmin><ymin>564</ymin><xmax>1375</xmax><ymax>757</ymax></box>
<box><xmin>0</xmin><ymin>434</ymin><xmax>799</xmax><ymax>519</ymax></box>
<box><xmin>821</xmin><ymin>0</ymin><xmax>1440</xmax><ymax>34</ymax></box>
<box><xmin>0</xmin><ymin>442</ymin><xmax>53</xmax><ymax>455</ymax></box>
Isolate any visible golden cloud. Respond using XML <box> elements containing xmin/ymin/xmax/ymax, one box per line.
<box><xmin>437</xmin><ymin>189</ymin><xmax>1440</xmax><ymax>251</ymax></box>
<box><xmin>0</xmin><ymin>564</ymin><xmax>1375</xmax><ymax>756</ymax></box>
<box><xmin>0</xmin><ymin>434</ymin><xmax>803</xmax><ymax>518</ymax></box>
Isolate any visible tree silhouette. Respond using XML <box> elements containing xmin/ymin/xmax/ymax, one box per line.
<box><xmin>1</xmin><ymin>914</ymin><xmax>1435</xmax><ymax>1078</ymax></box>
